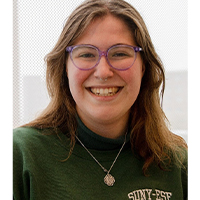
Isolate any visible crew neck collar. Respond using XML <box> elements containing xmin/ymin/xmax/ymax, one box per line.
<box><xmin>76</xmin><ymin>116</ymin><xmax>130</xmax><ymax>150</ymax></box>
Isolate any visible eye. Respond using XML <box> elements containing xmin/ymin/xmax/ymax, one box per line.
<box><xmin>79</xmin><ymin>53</ymin><xmax>95</xmax><ymax>58</ymax></box>
<box><xmin>112</xmin><ymin>52</ymin><xmax>129</xmax><ymax>57</ymax></box>
<box><xmin>109</xmin><ymin>46</ymin><xmax>134</xmax><ymax>60</ymax></box>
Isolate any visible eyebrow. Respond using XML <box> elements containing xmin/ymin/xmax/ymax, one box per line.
<box><xmin>79</xmin><ymin>43</ymin><xmax>135</xmax><ymax>49</ymax></box>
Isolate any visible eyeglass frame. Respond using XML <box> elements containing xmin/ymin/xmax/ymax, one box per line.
<box><xmin>66</xmin><ymin>44</ymin><xmax>143</xmax><ymax>71</ymax></box>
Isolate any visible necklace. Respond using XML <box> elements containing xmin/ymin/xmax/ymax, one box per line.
<box><xmin>75</xmin><ymin>133</ymin><xmax>127</xmax><ymax>186</ymax></box>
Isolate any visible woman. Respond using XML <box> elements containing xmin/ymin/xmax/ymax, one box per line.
<box><xmin>13</xmin><ymin>0</ymin><xmax>187</xmax><ymax>199</ymax></box>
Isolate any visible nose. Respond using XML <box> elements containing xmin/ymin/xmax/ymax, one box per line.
<box><xmin>94</xmin><ymin>54</ymin><xmax>114</xmax><ymax>80</ymax></box>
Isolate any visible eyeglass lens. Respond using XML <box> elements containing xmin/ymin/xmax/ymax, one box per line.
<box><xmin>71</xmin><ymin>45</ymin><xmax>136</xmax><ymax>70</ymax></box>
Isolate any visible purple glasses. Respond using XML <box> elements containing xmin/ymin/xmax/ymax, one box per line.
<box><xmin>66</xmin><ymin>44</ymin><xmax>142</xmax><ymax>71</ymax></box>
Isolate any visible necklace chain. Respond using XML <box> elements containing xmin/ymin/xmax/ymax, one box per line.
<box><xmin>75</xmin><ymin>132</ymin><xmax>127</xmax><ymax>186</ymax></box>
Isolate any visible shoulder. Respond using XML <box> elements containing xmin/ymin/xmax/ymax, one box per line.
<box><xmin>13</xmin><ymin>126</ymin><xmax>62</xmax><ymax>141</ymax></box>
<box><xmin>13</xmin><ymin>127</ymin><xmax>42</xmax><ymax>157</ymax></box>
<box><xmin>181</xmin><ymin>147</ymin><xmax>188</xmax><ymax>164</ymax></box>
<box><xmin>13</xmin><ymin>127</ymin><xmax>44</xmax><ymax>148</ymax></box>
<box><xmin>13</xmin><ymin>127</ymin><xmax>70</xmax><ymax>154</ymax></box>
<box><xmin>14</xmin><ymin>126</ymin><xmax>39</xmax><ymax>142</ymax></box>
<box><xmin>14</xmin><ymin>126</ymin><xmax>41</xmax><ymax>140</ymax></box>
<box><xmin>13</xmin><ymin>127</ymin><xmax>60</xmax><ymax>151</ymax></box>
<box><xmin>176</xmin><ymin>146</ymin><xmax>188</xmax><ymax>168</ymax></box>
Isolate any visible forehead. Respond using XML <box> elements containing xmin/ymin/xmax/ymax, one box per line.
<box><xmin>73</xmin><ymin>14</ymin><xmax>135</xmax><ymax>49</ymax></box>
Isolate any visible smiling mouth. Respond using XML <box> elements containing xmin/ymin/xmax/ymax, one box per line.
<box><xmin>89</xmin><ymin>87</ymin><xmax>121</xmax><ymax>96</ymax></box>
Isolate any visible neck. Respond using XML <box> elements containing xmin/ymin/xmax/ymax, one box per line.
<box><xmin>77</xmin><ymin>113</ymin><xmax>129</xmax><ymax>139</ymax></box>
<box><xmin>76</xmin><ymin>116</ymin><xmax>130</xmax><ymax>150</ymax></box>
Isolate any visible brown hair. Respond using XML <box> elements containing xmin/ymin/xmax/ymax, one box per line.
<box><xmin>24</xmin><ymin>0</ymin><xmax>187</xmax><ymax>174</ymax></box>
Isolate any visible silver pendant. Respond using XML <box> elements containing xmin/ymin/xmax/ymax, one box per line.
<box><xmin>104</xmin><ymin>174</ymin><xmax>115</xmax><ymax>186</ymax></box>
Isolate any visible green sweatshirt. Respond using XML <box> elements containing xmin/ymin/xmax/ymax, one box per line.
<box><xmin>13</xmin><ymin>118</ymin><xmax>187</xmax><ymax>200</ymax></box>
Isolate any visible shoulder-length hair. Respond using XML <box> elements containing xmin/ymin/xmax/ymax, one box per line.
<box><xmin>24</xmin><ymin>0</ymin><xmax>187</xmax><ymax>174</ymax></box>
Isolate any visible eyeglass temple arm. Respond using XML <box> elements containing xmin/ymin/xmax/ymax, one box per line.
<box><xmin>66</xmin><ymin>46</ymin><xmax>73</xmax><ymax>52</ymax></box>
<box><xmin>133</xmin><ymin>47</ymin><xmax>143</xmax><ymax>52</ymax></box>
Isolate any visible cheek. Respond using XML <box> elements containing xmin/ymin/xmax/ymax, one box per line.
<box><xmin>122</xmin><ymin>65</ymin><xmax>144</xmax><ymax>102</ymax></box>
<box><xmin>67</xmin><ymin>62</ymin><xmax>80</xmax><ymax>96</ymax></box>
<box><xmin>68</xmin><ymin>72</ymin><xmax>81</xmax><ymax>96</ymax></box>
<box><xmin>66</xmin><ymin>61</ymin><xmax>89</xmax><ymax>100</ymax></box>
<box><xmin>124</xmin><ymin>66</ymin><xmax>143</xmax><ymax>86</ymax></box>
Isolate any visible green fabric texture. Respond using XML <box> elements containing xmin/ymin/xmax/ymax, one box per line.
<box><xmin>13</xmin><ymin>121</ymin><xmax>187</xmax><ymax>200</ymax></box>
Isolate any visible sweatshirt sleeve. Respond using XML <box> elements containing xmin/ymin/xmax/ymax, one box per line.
<box><xmin>13</xmin><ymin>128</ymin><xmax>31</xmax><ymax>200</ymax></box>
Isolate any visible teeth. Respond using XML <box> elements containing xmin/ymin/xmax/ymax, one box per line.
<box><xmin>90</xmin><ymin>87</ymin><xmax>119</xmax><ymax>96</ymax></box>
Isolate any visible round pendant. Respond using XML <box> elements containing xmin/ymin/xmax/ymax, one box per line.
<box><xmin>104</xmin><ymin>174</ymin><xmax>115</xmax><ymax>186</ymax></box>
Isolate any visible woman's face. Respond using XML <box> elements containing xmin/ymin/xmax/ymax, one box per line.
<box><xmin>67</xmin><ymin>14</ymin><xmax>145</xmax><ymax>134</ymax></box>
